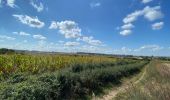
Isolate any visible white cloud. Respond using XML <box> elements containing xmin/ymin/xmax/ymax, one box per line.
<box><xmin>123</xmin><ymin>6</ymin><xmax>163</xmax><ymax>24</ymax></box>
<box><xmin>0</xmin><ymin>0</ymin><xmax>16</xmax><ymax>8</ymax></box>
<box><xmin>49</xmin><ymin>21</ymin><xmax>58</xmax><ymax>29</ymax></box>
<box><xmin>87</xmin><ymin>39</ymin><xmax>102</xmax><ymax>46</ymax></box>
<box><xmin>77</xmin><ymin>45</ymin><xmax>110</xmax><ymax>53</ymax></box>
<box><xmin>64</xmin><ymin>41</ymin><xmax>80</xmax><ymax>47</ymax></box>
<box><xmin>7</xmin><ymin>0</ymin><xmax>16</xmax><ymax>8</ymax></box>
<box><xmin>13</xmin><ymin>14</ymin><xmax>45</xmax><ymax>28</ymax></box>
<box><xmin>121</xmin><ymin>47</ymin><xmax>132</xmax><ymax>53</ymax></box>
<box><xmin>121</xmin><ymin>47</ymin><xmax>132</xmax><ymax>51</ymax></box>
<box><xmin>80</xmin><ymin>45</ymin><xmax>99</xmax><ymax>53</ymax></box>
<box><xmin>49</xmin><ymin>20</ymin><xmax>82</xmax><ymax>39</ymax></box>
<box><xmin>152</xmin><ymin>22</ymin><xmax>164</xmax><ymax>30</ymax></box>
<box><xmin>121</xmin><ymin>23</ymin><xmax>134</xmax><ymax>30</ymax></box>
<box><xmin>1</xmin><ymin>38</ymin><xmax>107</xmax><ymax>53</ymax></box>
<box><xmin>19</xmin><ymin>32</ymin><xmax>30</xmax><ymax>36</ymax></box>
<box><xmin>111</xmin><ymin>47</ymin><xmax>132</xmax><ymax>54</ymax></box>
<box><xmin>33</xmin><ymin>34</ymin><xmax>46</xmax><ymax>40</ymax></box>
<box><xmin>78</xmin><ymin>36</ymin><xmax>102</xmax><ymax>46</ymax></box>
<box><xmin>49</xmin><ymin>20</ymin><xmax>103</xmax><ymax>46</ymax></box>
<box><xmin>134</xmin><ymin>45</ymin><xmax>163</xmax><ymax>52</ymax></box>
<box><xmin>0</xmin><ymin>35</ymin><xmax>15</xmax><ymax>40</ymax></box>
<box><xmin>30</xmin><ymin>0</ymin><xmax>44</xmax><ymax>12</ymax></box>
<box><xmin>13</xmin><ymin>31</ymin><xmax>30</xmax><ymax>36</ymax></box>
<box><xmin>143</xmin><ymin>6</ymin><xmax>164</xmax><ymax>21</ymax></box>
<box><xmin>120</xmin><ymin>30</ymin><xmax>132</xmax><ymax>36</ymax></box>
<box><xmin>120</xmin><ymin>6</ymin><xmax>164</xmax><ymax>36</ymax></box>
<box><xmin>142</xmin><ymin>0</ymin><xmax>153</xmax><ymax>4</ymax></box>
<box><xmin>123</xmin><ymin>10</ymin><xmax>143</xmax><ymax>24</ymax></box>
<box><xmin>90</xmin><ymin>2</ymin><xmax>101</xmax><ymax>8</ymax></box>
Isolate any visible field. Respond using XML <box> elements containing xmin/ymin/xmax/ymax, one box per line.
<box><xmin>0</xmin><ymin>54</ymin><xmax>149</xmax><ymax>99</ymax></box>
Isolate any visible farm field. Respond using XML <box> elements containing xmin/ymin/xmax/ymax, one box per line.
<box><xmin>0</xmin><ymin>0</ymin><xmax>169</xmax><ymax>100</ymax></box>
<box><xmin>0</xmin><ymin>54</ymin><xmax>149</xmax><ymax>100</ymax></box>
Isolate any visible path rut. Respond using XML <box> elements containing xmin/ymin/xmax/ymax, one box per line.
<box><xmin>92</xmin><ymin>65</ymin><xmax>148</xmax><ymax>100</ymax></box>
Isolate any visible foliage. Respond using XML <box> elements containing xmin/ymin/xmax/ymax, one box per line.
<box><xmin>0</xmin><ymin>54</ymin><xmax>148</xmax><ymax>99</ymax></box>
<box><xmin>0</xmin><ymin>48</ymin><xmax>15</xmax><ymax>54</ymax></box>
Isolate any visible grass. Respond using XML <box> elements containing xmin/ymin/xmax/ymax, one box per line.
<box><xmin>0</xmin><ymin>54</ymin><xmax>149</xmax><ymax>100</ymax></box>
<box><xmin>115</xmin><ymin>60</ymin><xmax>170</xmax><ymax>100</ymax></box>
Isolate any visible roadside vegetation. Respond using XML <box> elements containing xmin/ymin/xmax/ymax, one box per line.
<box><xmin>0</xmin><ymin>54</ymin><xmax>149</xmax><ymax>99</ymax></box>
<box><xmin>115</xmin><ymin>60</ymin><xmax>170</xmax><ymax>100</ymax></box>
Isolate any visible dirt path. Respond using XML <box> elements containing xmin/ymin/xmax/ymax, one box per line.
<box><xmin>92</xmin><ymin>65</ymin><xmax>148</xmax><ymax>100</ymax></box>
<box><xmin>134</xmin><ymin>65</ymin><xmax>147</xmax><ymax>84</ymax></box>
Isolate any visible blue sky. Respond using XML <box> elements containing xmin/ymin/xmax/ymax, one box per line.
<box><xmin>0</xmin><ymin>0</ymin><xmax>170</xmax><ymax>56</ymax></box>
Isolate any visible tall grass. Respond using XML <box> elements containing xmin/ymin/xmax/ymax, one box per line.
<box><xmin>115</xmin><ymin>60</ymin><xmax>170</xmax><ymax>100</ymax></box>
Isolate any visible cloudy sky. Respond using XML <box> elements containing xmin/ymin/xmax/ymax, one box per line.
<box><xmin>0</xmin><ymin>0</ymin><xmax>170</xmax><ymax>56</ymax></box>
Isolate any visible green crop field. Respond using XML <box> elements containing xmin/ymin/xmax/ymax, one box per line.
<box><xmin>0</xmin><ymin>54</ymin><xmax>149</xmax><ymax>100</ymax></box>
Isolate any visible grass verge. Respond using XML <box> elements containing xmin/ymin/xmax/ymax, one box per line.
<box><xmin>115</xmin><ymin>60</ymin><xmax>170</xmax><ymax>100</ymax></box>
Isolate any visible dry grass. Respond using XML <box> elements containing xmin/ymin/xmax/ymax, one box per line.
<box><xmin>115</xmin><ymin>60</ymin><xmax>170</xmax><ymax>100</ymax></box>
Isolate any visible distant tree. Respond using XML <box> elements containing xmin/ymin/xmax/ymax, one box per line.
<box><xmin>0</xmin><ymin>48</ymin><xmax>15</xmax><ymax>54</ymax></box>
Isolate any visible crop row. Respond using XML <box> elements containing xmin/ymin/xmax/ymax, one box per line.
<box><xmin>0</xmin><ymin>55</ymin><xmax>148</xmax><ymax>99</ymax></box>
<box><xmin>0</xmin><ymin>54</ymin><xmax>137</xmax><ymax>76</ymax></box>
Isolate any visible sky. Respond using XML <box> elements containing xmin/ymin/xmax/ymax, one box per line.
<box><xmin>0</xmin><ymin>0</ymin><xmax>170</xmax><ymax>56</ymax></box>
